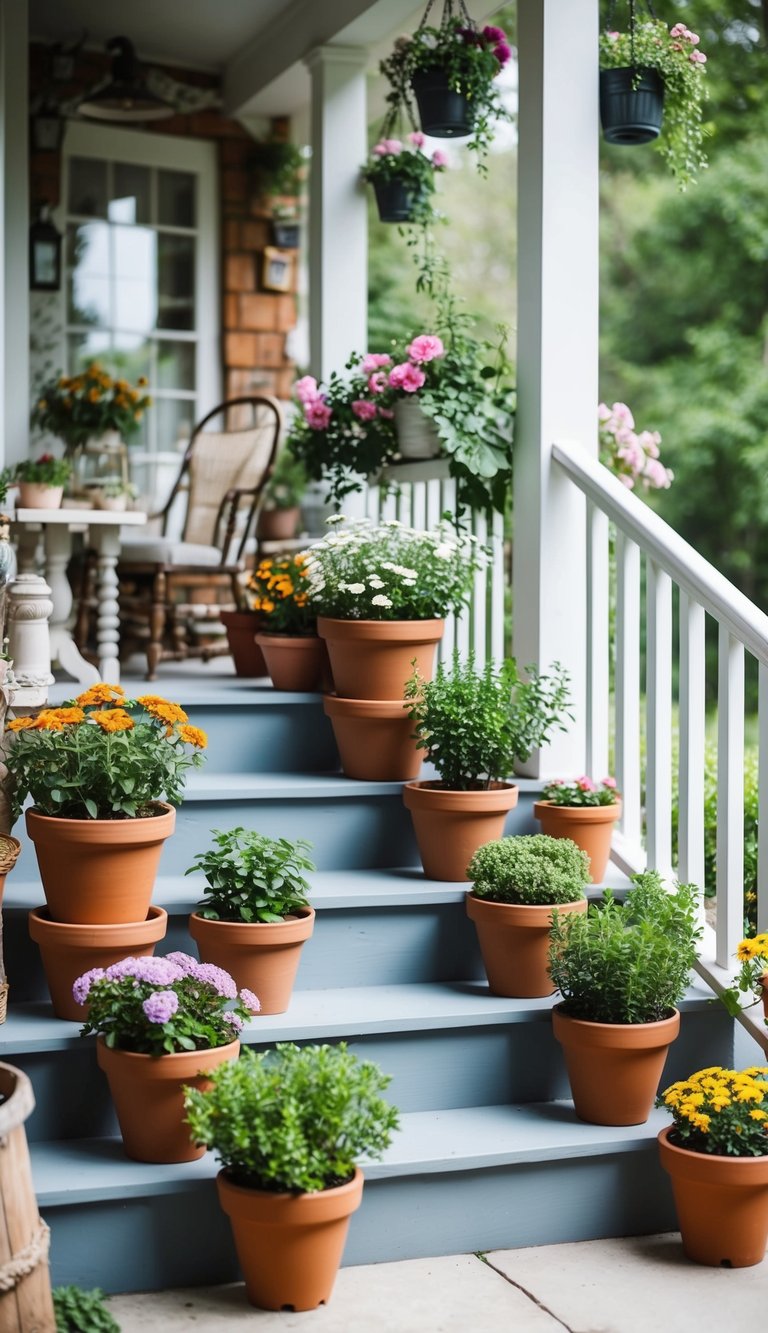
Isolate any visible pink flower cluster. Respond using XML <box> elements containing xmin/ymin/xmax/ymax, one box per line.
<box><xmin>543</xmin><ymin>775</ymin><xmax>620</xmax><ymax>807</ymax></box>
<box><xmin>670</xmin><ymin>22</ymin><xmax>707</xmax><ymax>62</ymax></box>
<box><xmin>387</xmin><ymin>334</ymin><xmax>445</xmax><ymax>396</ymax></box>
<box><xmin>295</xmin><ymin>375</ymin><xmax>333</xmax><ymax>431</ymax></box>
<box><xmin>371</xmin><ymin>132</ymin><xmax>448</xmax><ymax>169</ymax></box>
<box><xmin>598</xmin><ymin>402</ymin><xmax>674</xmax><ymax>492</ymax></box>
<box><xmin>458</xmin><ymin>23</ymin><xmax>512</xmax><ymax>67</ymax></box>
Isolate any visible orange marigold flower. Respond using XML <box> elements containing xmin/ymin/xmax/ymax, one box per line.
<box><xmin>76</xmin><ymin>683</ymin><xmax>126</xmax><ymax>707</ymax></box>
<box><xmin>87</xmin><ymin>387</ymin><xmax>101</xmax><ymax>403</ymax></box>
<box><xmin>6</xmin><ymin>716</ymin><xmax>36</xmax><ymax>731</ymax></box>
<box><xmin>137</xmin><ymin>695</ymin><xmax>189</xmax><ymax>725</ymax></box>
<box><xmin>31</xmin><ymin>712</ymin><xmax>64</xmax><ymax>731</ymax></box>
<box><xmin>177</xmin><ymin>724</ymin><xmax>207</xmax><ymax>749</ymax></box>
<box><xmin>48</xmin><ymin>707</ymin><xmax>86</xmax><ymax>725</ymax></box>
<box><xmin>93</xmin><ymin>709</ymin><xmax>134</xmax><ymax>733</ymax></box>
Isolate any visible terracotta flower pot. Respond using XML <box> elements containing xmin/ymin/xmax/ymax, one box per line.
<box><xmin>25</xmin><ymin>804</ymin><xmax>176</xmax><ymax>926</ymax></box>
<box><xmin>533</xmin><ymin>800</ymin><xmax>622</xmax><ymax>884</ymax></box>
<box><xmin>403</xmin><ymin>781</ymin><xmax>519</xmax><ymax>882</ymax></box>
<box><xmin>323</xmin><ymin>696</ymin><xmax>422</xmax><ymax>781</ymax></box>
<box><xmin>255</xmin><ymin>633</ymin><xmax>329</xmax><ymax>692</ymax></box>
<box><xmin>552</xmin><ymin>1005</ymin><xmax>681</xmax><ymax>1126</ymax></box>
<box><xmin>317</xmin><ymin>618</ymin><xmax>443</xmax><ymax>702</ymax></box>
<box><xmin>28</xmin><ymin>905</ymin><xmax>168</xmax><ymax>1021</ymax></box>
<box><xmin>256</xmin><ymin>507</ymin><xmax>301</xmax><ymax>541</ymax></box>
<box><xmin>96</xmin><ymin>1037</ymin><xmax>240</xmax><ymax>1163</ymax></box>
<box><xmin>220</xmin><ymin>610</ymin><xmax>266</xmax><ymax>678</ymax></box>
<box><xmin>466</xmin><ymin>894</ymin><xmax>587</xmax><ymax>998</ymax></box>
<box><xmin>658</xmin><ymin>1127</ymin><xmax>768</xmax><ymax>1267</ymax></box>
<box><xmin>217</xmin><ymin>1166</ymin><xmax>364</xmax><ymax>1311</ymax></box>
<box><xmin>17</xmin><ymin>482</ymin><xmax>63</xmax><ymax>510</ymax></box>
<box><xmin>189</xmin><ymin>908</ymin><xmax>315</xmax><ymax>1015</ymax></box>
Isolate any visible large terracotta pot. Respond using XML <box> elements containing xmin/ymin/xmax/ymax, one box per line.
<box><xmin>317</xmin><ymin>618</ymin><xmax>443</xmax><ymax>702</ymax></box>
<box><xmin>255</xmin><ymin>633</ymin><xmax>328</xmax><ymax>692</ymax></box>
<box><xmin>256</xmin><ymin>506</ymin><xmax>300</xmax><ymax>541</ymax></box>
<box><xmin>189</xmin><ymin>907</ymin><xmax>315</xmax><ymax>1015</ymax></box>
<box><xmin>466</xmin><ymin>894</ymin><xmax>587</xmax><ymax>998</ymax></box>
<box><xmin>220</xmin><ymin>610</ymin><xmax>266</xmax><ymax>678</ymax></box>
<box><xmin>533</xmin><ymin>800</ymin><xmax>622</xmax><ymax>884</ymax></box>
<box><xmin>552</xmin><ymin>1005</ymin><xmax>680</xmax><ymax>1126</ymax></box>
<box><xmin>96</xmin><ymin>1037</ymin><xmax>240</xmax><ymax>1163</ymax></box>
<box><xmin>323</xmin><ymin>696</ymin><xmax>422</xmax><ymax>781</ymax></box>
<box><xmin>217</xmin><ymin>1166</ymin><xmax>364</xmax><ymax>1311</ymax></box>
<box><xmin>25</xmin><ymin>805</ymin><xmax>176</xmax><ymax>926</ymax></box>
<box><xmin>16</xmin><ymin>482</ymin><xmax>63</xmax><ymax>510</ymax></box>
<box><xmin>28</xmin><ymin>905</ymin><xmax>168</xmax><ymax>1021</ymax></box>
<box><xmin>403</xmin><ymin>781</ymin><xmax>519</xmax><ymax>882</ymax></box>
<box><xmin>658</xmin><ymin>1127</ymin><xmax>768</xmax><ymax>1267</ymax></box>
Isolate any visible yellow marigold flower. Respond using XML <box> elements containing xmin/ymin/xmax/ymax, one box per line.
<box><xmin>749</xmin><ymin>1109</ymin><xmax>768</xmax><ymax>1122</ymax></box>
<box><xmin>49</xmin><ymin>707</ymin><xmax>86</xmax><ymax>725</ymax></box>
<box><xmin>137</xmin><ymin>376</ymin><xmax>148</xmax><ymax>387</ymax></box>
<box><xmin>94</xmin><ymin>709</ymin><xmax>134</xmax><ymax>733</ymax></box>
<box><xmin>87</xmin><ymin>387</ymin><xmax>101</xmax><ymax>403</ymax></box>
<box><xmin>178</xmin><ymin>724</ymin><xmax>207</xmax><ymax>749</ymax></box>
<box><xmin>7</xmin><ymin>716</ymin><xmax>36</xmax><ymax>731</ymax></box>
<box><xmin>737</xmin><ymin>940</ymin><xmax>756</xmax><ymax>961</ymax></box>
<box><xmin>691</xmin><ymin>1113</ymin><xmax>711</xmax><ymax>1132</ymax></box>
<box><xmin>137</xmin><ymin>695</ymin><xmax>189</xmax><ymax>725</ymax></box>
<box><xmin>115</xmin><ymin>393</ymin><xmax>128</xmax><ymax>409</ymax></box>
<box><xmin>37</xmin><ymin>399</ymin><xmax>47</xmax><ymax>412</ymax></box>
<box><xmin>76</xmin><ymin>683</ymin><xmax>125</xmax><ymax>707</ymax></box>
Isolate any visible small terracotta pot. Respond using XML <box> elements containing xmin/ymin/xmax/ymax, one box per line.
<box><xmin>25</xmin><ymin>804</ymin><xmax>176</xmax><ymax>926</ymax></box>
<box><xmin>552</xmin><ymin>1005</ymin><xmax>680</xmax><ymax>1126</ymax></box>
<box><xmin>255</xmin><ymin>633</ymin><xmax>328</xmax><ymax>692</ymax></box>
<box><xmin>317</xmin><ymin>618</ymin><xmax>443</xmax><ymax>702</ymax></box>
<box><xmin>28</xmin><ymin>905</ymin><xmax>168</xmax><ymax>1021</ymax></box>
<box><xmin>17</xmin><ymin>482</ymin><xmax>63</xmax><ymax>510</ymax></box>
<box><xmin>533</xmin><ymin>800</ymin><xmax>622</xmax><ymax>883</ymax></box>
<box><xmin>658</xmin><ymin>1127</ymin><xmax>768</xmax><ymax>1267</ymax></box>
<box><xmin>96</xmin><ymin>1037</ymin><xmax>240</xmax><ymax>1163</ymax></box>
<box><xmin>257</xmin><ymin>507</ymin><xmax>300</xmax><ymax>541</ymax></box>
<box><xmin>403</xmin><ymin>781</ymin><xmax>519</xmax><ymax>882</ymax></box>
<box><xmin>189</xmin><ymin>908</ymin><xmax>315</xmax><ymax>1015</ymax></box>
<box><xmin>220</xmin><ymin>610</ymin><xmax>266</xmax><ymax>678</ymax></box>
<box><xmin>466</xmin><ymin>894</ymin><xmax>587</xmax><ymax>998</ymax></box>
<box><xmin>323</xmin><ymin>695</ymin><xmax>422</xmax><ymax>781</ymax></box>
<box><xmin>217</xmin><ymin>1166</ymin><xmax>364</xmax><ymax>1311</ymax></box>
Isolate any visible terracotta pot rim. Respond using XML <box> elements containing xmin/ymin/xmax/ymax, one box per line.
<box><xmin>466</xmin><ymin>893</ymin><xmax>587</xmax><ymax>924</ymax></box>
<box><xmin>553</xmin><ymin>1003</ymin><xmax>681</xmax><ymax>1044</ymax></box>
<box><xmin>189</xmin><ymin>907</ymin><xmax>315</xmax><ymax>942</ymax></box>
<box><xmin>323</xmin><ymin>695</ymin><xmax>412</xmax><ymax>719</ymax></box>
<box><xmin>404</xmin><ymin>780</ymin><xmax>519</xmax><ymax>814</ymax></box>
<box><xmin>534</xmin><ymin>800</ymin><xmax>622</xmax><ymax>823</ymax></box>
<box><xmin>96</xmin><ymin>1035</ymin><xmax>240</xmax><ymax>1075</ymax></box>
<box><xmin>220</xmin><ymin>609</ymin><xmax>261</xmax><ymax>625</ymax></box>
<box><xmin>317</xmin><ymin>617</ymin><xmax>444</xmax><ymax>643</ymax></box>
<box><xmin>29</xmin><ymin>903</ymin><xmax>167</xmax><ymax>944</ymax></box>
<box><xmin>26</xmin><ymin>802</ymin><xmax>175</xmax><ymax>842</ymax></box>
<box><xmin>657</xmin><ymin>1125</ymin><xmax>768</xmax><ymax>1179</ymax></box>
<box><xmin>217</xmin><ymin>1164</ymin><xmax>364</xmax><ymax>1222</ymax></box>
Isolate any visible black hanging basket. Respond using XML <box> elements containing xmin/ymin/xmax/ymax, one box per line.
<box><xmin>372</xmin><ymin>176</ymin><xmax>422</xmax><ymax>224</ymax></box>
<box><xmin>600</xmin><ymin>67</ymin><xmax>665</xmax><ymax>144</ymax></box>
<box><xmin>411</xmin><ymin>67</ymin><xmax>474</xmax><ymax>138</ymax></box>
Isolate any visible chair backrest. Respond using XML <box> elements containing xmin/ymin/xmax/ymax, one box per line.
<box><xmin>169</xmin><ymin>396</ymin><xmax>282</xmax><ymax>560</ymax></box>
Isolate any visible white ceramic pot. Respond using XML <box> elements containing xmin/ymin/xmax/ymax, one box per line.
<box><xmin>394</xmin><ymin>399</ymin><xmax>442</xmax><ymax>460</ymax></box>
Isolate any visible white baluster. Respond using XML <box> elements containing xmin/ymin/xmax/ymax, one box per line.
<box><xmin>757</xmin><ymin>662</ymin><xmax>768</xmax><ymax>934</ymax></box>
<box><xmin>645</xmin><ymin>559</ymin><xmax>673</xmax><ymax>877</ymax></box>
<box><xmin>411</xmin><ymin>481</ymin><xmax>426</xmax><ymax>530</ymax></box>
<box><xmin>440</xmin><ymin>479</ymin><xmax>457</xmax><ymax>661</ymax></box>
<box><xmin>93</xmin><ymin>526</ymin><xmax>122</xmax><ymax>682</ymax></box>
<box><xmin>678</xmin><ymin>593</ymin><xmax>706</xmax><ymax>914</ymax></box>
<box><xmin>586</xmin><ymin>502</ymin><xmax>609</xmax><ymax>778</ymax></box>
<box><xmin>615</xmin><ymin>532</ymin><xmax>642</xmax><ymax>850</ymax></box>
<box><xmin>471</xmin><ymin>510</ymin><xmax>488</xmax><ymax>664</ymax></box>
<box><xmin>716</xmin><ymin>626</ymin><xmax>744</xmax><ymax>967</ymax></box>
<box><xmin>490</xmin><ymin>509</ymin><xmax>506</xmax><ymax>662</ymax></box>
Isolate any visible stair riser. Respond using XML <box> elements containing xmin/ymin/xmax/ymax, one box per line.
<box><xmin>181</xmin><ymin>702</ymin><xmax>338</xmax><ymax>774</ymax></box>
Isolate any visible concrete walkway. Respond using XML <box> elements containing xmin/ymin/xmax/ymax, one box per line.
<box><xmin>108</xmin><ymin>1236</ymin><xmax>765</xmax><ymax>1332</ymax></box>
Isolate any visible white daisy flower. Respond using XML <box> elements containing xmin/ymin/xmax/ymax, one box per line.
<box><xmin>371</xmin><ymin>594</ymin><xmax>393</xmax><ymax>608</ymax></box>
<box><xmin>347</xmin><ymin>583</ymin><xmax>366</xmax><ymax>594</ymax></box>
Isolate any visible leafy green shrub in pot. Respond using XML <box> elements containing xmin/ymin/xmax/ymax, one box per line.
<box><xmin>184</xmin><ymin>1042</ymin><xmax>400</xmax><ymax>1311</ymax></box>
<box><xmin>187</xmin><ymin>829</ymin><xmax>316</xmax><ymax>1016</ymax></box>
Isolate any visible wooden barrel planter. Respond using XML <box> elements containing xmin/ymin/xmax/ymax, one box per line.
<box><xmin>0</xmin><ymin>1062</ymin><xmax>55</xmax><ymax>1332</ymax></box>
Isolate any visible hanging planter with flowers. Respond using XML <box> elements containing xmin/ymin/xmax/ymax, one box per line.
<box><xmin>362</xmin><ymin>133</ymin><xmax>448</xmax><ymax>224</ymax></box>
<box><xmin>599</xmin><ymin>3</ymin><xmax>708</xmax><ymax>187</ymax></box>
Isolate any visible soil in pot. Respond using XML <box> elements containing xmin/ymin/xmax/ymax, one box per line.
<box><xmin>220</xmin><ymin>610</ymin><xmax>267</xmax><ymax>678</ymax></box>
<box><xmin>323</xmin><ymin>696</ymin><xmax>422</xmax><ymax>781</ymax></box>
<box><xmin>533</xmin><ymin>800</ymin><xmax>622</xmax><ymax>884</ymax></box>
<box><xmin>466</xmin><ymin>895</ymin><xmax>587</xmax><ymax>998</ymax></box>
<box><xmin>317</xmin><ymin>618</ymin><xmax>443</xmax><ymax>702</ymax></box>
<box><xmin>600</xmin><ymin>67</ymin><xmax>665</xmax><ymax>144</ymax></box>
<box><xmin>28</xmin><ymin>905</ymin><xmax>168</xmax><ymax>1021</ymax></box>
<box><xmin>658</xmin><ymin>1127</ymin><xmax>768</xmax><ymax>1267</ymax></box>
<box><xmin>189</xmin><ymin>907</ymin><xmax>315</xmax><ymax>1015</ymax></box>
<box><xmin>403</xmin><ymin>781</ymin><xmax>519</xmax><ymax>882</ymax></box>
<box><xmin>97</xmin><ymin>1037</ymin><xmax>240</xmax><ymax>1163</ymax></box>
<box><xmin>552</xmin><ymin>1005</ymin><xmax>680</xmax><ymax>1126</ymax></box>
<box><xmin>217</xmin><ymin>1167</ymin><xmax>364</xmax><ymax>1311</ymax></box>
<box><xmin>411</xmin><ymin>67</ymin><xmax>474</xmax><ymax>138</ymax></box>
<box><xmin>255</xmin><ymin>633</ymin><xmax>329</xmax><ymax>692</ymax></box>
<box><xmin>25</xmin><ymin>803</ymin><xmax>176</xmax><ymax>926</ymax></box>
<box><xmin>256</xmin><ymin>507</ymin><xmax>301</xmax><ymax>542</ymax></box>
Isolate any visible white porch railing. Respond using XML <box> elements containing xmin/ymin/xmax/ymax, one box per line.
<box><xmin>554</xmin><ymin>439</ymin><xmax>768</xmax><ymax>1055</ymax></box>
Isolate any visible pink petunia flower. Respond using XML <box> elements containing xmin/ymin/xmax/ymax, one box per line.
<box><xmin>305</xmin><ymin>400</ymin><xmax>332</xmax><ymax>429</ymax></box>
<box><xmin>602</xmin><ymin>777</ymin><xmax>617</xmax><ymax>789</ymax></box>
<box><xmin>352</xmin><ymin>399</ymin><xmax>378</xmax><ymax>422</ymax></box>
<box><xmin>577</xmin><ymin>776</ymin><xmax>596</xmax><ymax>792</ymax></box>
<box><xmin>690</xmin><ymin>50</ymin><xmax>707</xmax><ymax>63</ymax></box>
<box><xmin>380</xmin><ymin>138</ymin><xmax>403</xmax><ymax>155</ymax></box>
<box><xmin>362</xmin><ymin>353</ymin><xmax>392</xmax><ymax>374</ymax></box>
<box><xmin>408</xmin><ymin>131</ymin><xmax>426</xmax><ymax>148</ymax></box>
<box><xmin>494</xmin><ymin>41</ymin><xmax>512</xmax><ymax>66</ymax></box>
<box><xmin>368</xmin><ymin>372</ymin><xmax>388</xmax><ymax>395</ymax></box>
<box><xmin>406</xmin><ymin>334</ymin><xmax>445</xmax><ymax>364</ymax></box>
<box><xmin>294</xmin><ymin>375</ymin><xmax>320</xmax><ymax>404</ymax></box>
<box><xmin>389</xmin><ymin>362</ymin><xmax>426</xmax><ymax>393</ymax></box>
<box><xmin>482</xmin><ymin>24</ymin><xmax>507</xmax><ymax>44</ymax></box>
<box><xmin>432</xmin><ymin>149</ymin><xmax>449</xmax><ymax>169</ymax></box>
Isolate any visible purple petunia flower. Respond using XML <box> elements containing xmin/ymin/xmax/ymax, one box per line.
<box><xmin>223</xmin><ymin>1011</ymin><xmax>244</xmax><ymax>1032</ymax></box>
<box><xmin>238</xmin><ymin>987</ymin><xmax>261</xmax><ymax>1015</ymax></box>
<box><xmin>142</xmin><ymin>990</ymin><xmax>179</xmax><ymax>1024</ymax></box>
<box><xmin>106</xmin><ymin>956</ymin><xmax>184</xmax><ymax>986</ymax></box>
<box><xmin>192</xmin><ymin>962</ymin><xmax>237</xmax><ymax>999</ymax></box>
<box><xmin>164</xmin><ymin>951</ymin><xmax>199</xmax><ymax>975</ymax></box>
<box><xmin>72</xmin><ymin>967</ymin><xmax>106</xmax><ymax>1006</ymax></box>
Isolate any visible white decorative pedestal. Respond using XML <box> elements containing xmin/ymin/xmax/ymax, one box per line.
<box><xmin>7</xmin><ymin>573</ymin><xmax>54</xmax><ymax>710</ymax></box>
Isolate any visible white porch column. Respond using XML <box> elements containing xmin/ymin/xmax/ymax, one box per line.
<box><xmin>305</xmin><ymin>46</ymin><xmax>368</xmax><ymax>381</ymax></box>
<box><xmin>513</xmin><ymin>0</ymin><xmax>600</xmax><ymax>778</ymax></box>
<box><xmin>0</xmin><ymin>0</ymin><xmax>29</xmax><ymax>470</ymax></box>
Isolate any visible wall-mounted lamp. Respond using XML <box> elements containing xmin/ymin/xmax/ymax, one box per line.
<box><xmin>30</xmin><ymin>206</ymin><xmax>62</xmax><ymax>291</ymax></box>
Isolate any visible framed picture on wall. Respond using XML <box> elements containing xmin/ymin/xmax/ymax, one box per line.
<box><xmin>261</xmin><ymin>246</ymin><xmax>294</xmax><ymax>293</ymax></box>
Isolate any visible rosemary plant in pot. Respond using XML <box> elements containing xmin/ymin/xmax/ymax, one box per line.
<box><xmin>403</xmin><ymin>653</ymin><xmax>572</xmax><ymax>881</ymax></box>
<box><xmin>534</xmin><ymin>775</ymin><xmax>621</xmax><ymax>883</ymax></box>
<box><xmin>466</xmin><ymin>835</ymin><xmax>589</xmax><ymax>998</ymax></box>
<box><xmin>187</xmin><ymin>829</ymin><xmax>315</xmax><ymax>1015</ymax></box>
<box><xmin>548</xmin><ymin>872</ymin><xmax>700</xmax><ymax>1126</ymax></box>
<box><xmin>185</xmin><ymin>1043</ymin><xmax>399</xmax><ymax>1311</ymax></box>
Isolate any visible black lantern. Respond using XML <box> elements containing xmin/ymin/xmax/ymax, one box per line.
<box><xmin>31</xmin><ymin>102</ymin><xmax>66</xmax><ymax>152</ymax></box>
<box><xmin>29</xmin><ymin>206</ymin><xmax>62</xmax><ymax>291</ymax></box>
<box><xmin>77</xmin><ymin>37</ymin><xmax>173</xmax><ymax>122</ymax></box>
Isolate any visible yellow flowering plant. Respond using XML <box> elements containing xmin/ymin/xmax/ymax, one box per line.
<box><xmin>31</xmin><ymin>363</ymin><xmax>152</xmax><ymax>450</ymax></box>
<box><xmin>5</xmin><ymin>685</ymin><xmax>206</xmax><ymax>822</ymax></box>
<box><xmin>657</xmin><ymin>1066</ymin><xmax>768</xmax><ymax>1157</ymax></box>
<box><xmin>247</xmin><ymin>554</ymin><xmax>314</xmax><ymax>635</ymax></box>
<box><xmin>719</xmin><ymin>933</ymin><xmax>768</xmax><ymax>1018</ymax></box>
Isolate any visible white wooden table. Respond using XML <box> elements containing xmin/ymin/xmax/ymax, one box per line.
<box><xmin>14</xmin><ymin>508</ymin><xmax>147</xmax><ymax>685</ymax></box>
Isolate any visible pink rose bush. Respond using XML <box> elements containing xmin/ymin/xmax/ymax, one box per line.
<box><xmin>543</xmin><ymin>776</ymin><xmax>620</xmax><ymax>808</ymax></box>
<box><xmin>598</xmin><ymin>402</ymin><xmax>674</xmax><ymax>493</ymax></box>
<box><xmin>362</xmin><ymin>133</ymin><xmax>448</xmax><ymax>223</ymax></box>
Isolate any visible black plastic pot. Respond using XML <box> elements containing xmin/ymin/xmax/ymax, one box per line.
<box><xmin>271</xmin><ymin>220</ymin><xmax>300</xmax><ymax>248</ymax></box>
<box><xmin>372</xmin><ymin>176</ymin><xmax>421</xmax><ymax>224</ymax></box>
<box><xmin>600</xmin><ymin>67</ymin><xmax>665</xmax><ymax>145</ymax></box>
<box><xmin>411</xmin><ymin>67</ymin><xmax>474</xmax><ymax>138</ymax></box>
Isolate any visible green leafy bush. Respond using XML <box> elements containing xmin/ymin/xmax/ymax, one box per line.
<box><xmin>468</xmin><ymin>834</ymin><xmax>589</xmax><ymax>905</ymax></box>
<box><xmin>188</xmin><ymin>828</ymin><xmax>314</xmax><ymax>924</ymax></box>
<box><xmin>548</xmin><ymin>871</ymin><xmax>700</xmax><ymax>1024</ymax></box>
<box><xmin>404</xmin><ymin>652</ymin><xmax>571</xmax><ymax>790</ymax></box>
<box><xmin>185</xmin><ymin>1043</ymin><xmax>399</xmax><ymax>1193</ymax></box>
<box><xmin>53</xmin><ymin>1285</ymin><xmax>120</xmax><ymax>1333</ymax></box>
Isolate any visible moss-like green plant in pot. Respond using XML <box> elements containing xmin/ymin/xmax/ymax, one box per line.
<box><xmin>402</xmin><ymin>652</ymin><xmax>572</xmax><ymax>881</ymax></box>
<box><xmin>187</xmin><ymin>829</ymin><xmax>315</xmax><ymax>1016</ymax></box>
<box><xmin>466</xmin><ymin>834</ymin><xmax>589</xmax><ymax>998</ymax></box>
<box><xmin>185</xmin><ymin>1042</ymin><xmax>399</xmax><ymax>1312</ymax></box>
<box><xmin>548</xmin><ymin>872</ymin><xmax>701</xmax><ymax>1126</ymax></box>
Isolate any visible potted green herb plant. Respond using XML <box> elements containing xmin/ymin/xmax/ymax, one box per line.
<box><xmin>548</xmin><ymin>872</ymin><xmax>700</xmax><ymax>1126</ymax></box>
<box><xmin>187</xmin><ymin>829</ymin><xmax>315</xmax><ymax>1015</ymax></box>
<box><xmin>362</xmin><ymin>133</ymin><xmax>447</xmax><ymax>224</ymax></box>
<box><xmin>185</xmin><ymin>1043</ymin><xmax>399</xmax><ymax>1311</ymax></box>
<box><xmin>256</xmin><ymin>446</ymin><xmax>307</xmax><ymax>542</ymax></box>
<box><xmin>403</xmin><ymin>653</ymin><xmax>572</xmax><ymax>881</ymax></box>
<box><xmin>14</xmin><ymin>454</ymin><xmax>72</xmax><ymax>509</ymax></box>
<box><xmin>466</xmin><ymin>835</ymin><xmax>589</xmax><ymax>997</ymax></box>
<box><xmin>534</xmin><ymin>776</ymin><xmax>622</xmax><ymax>883</ymax></box>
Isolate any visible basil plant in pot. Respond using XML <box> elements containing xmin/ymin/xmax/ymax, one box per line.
<box><xmin>402</xmin><ymin>652</ymin><xmax>572</xmax><ymax>882</ymax></box>
<box><xmin>185</xmin><ymin>1042</ymin><xmax>399</xmax><ymax>1312</ymax></box>
<box><xmin>467</xmin><ymin>835</ymin><xmax>589</xmax><ymax>998</ymax></box>
<box><xmin>187</xmin><ymin>828</ymin><xmax>315</xmax><ymax>1015</ymax></box>
<box><xmin>548</xmin><ymin>872</ymin><xmax>701</xmax><ymax>1127</ymax></box>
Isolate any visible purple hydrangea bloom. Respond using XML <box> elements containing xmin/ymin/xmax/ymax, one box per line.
<box><xmin>142</xmin><ymin>990</ymin><xmax>179</xmax><ymax>1024</ymax></box>
<box><xmin>223</xmin><ymin>1011</ymin><xmax>244</xmax><ymax>1032</ymax></box>
<box><xmin>238</xmin><ymin>987</ymin><xmax>260</xmax><ymax>1015</ymax></box>
<box><xmin>106</xmin><ymin>956</ymin><xmax>184</xmax><ymax>986</ymax></box>
<box><xmin>72</xmin><ymin>967</ymin><xmax>106</xmax><ymax>1007</ymax></box>
<box><xmin>192</xmin><ymin>962</ymin><xmax>237</xmax><ymax>999</ymax></box>
<box><xmin>164</xmin><ymin>950</ymin><xmax>199</xmax><ymax>975</ymax></box>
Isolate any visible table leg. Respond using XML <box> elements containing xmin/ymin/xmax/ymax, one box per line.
<box><xmin>92</xmin><ymin>525</ymin><xmax>122</xmax><ymax>683</ymax></box>
<box><xmin>43</xmin><ymin>524</ymin><xmax>99</xmax><ymax>686</ymax></box>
